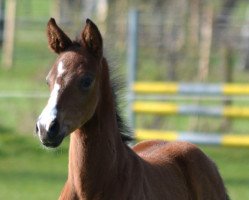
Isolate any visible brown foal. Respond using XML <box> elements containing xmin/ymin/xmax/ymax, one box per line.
<box><xmin>36</xmin><ymin>18</ymin><xmax>229</xmax><ymax>200</ymax></box>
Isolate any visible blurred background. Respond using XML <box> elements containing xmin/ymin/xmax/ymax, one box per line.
<box><xmin>0</xmin><ymin>0</ymin><xmax>249</xmax><ymax>199</ymax></box>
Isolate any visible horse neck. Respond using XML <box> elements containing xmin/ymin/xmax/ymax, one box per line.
<box><xmin>68</xmin><ymin>58</ymin><xmax>128</xmax><ymax>198</ymax></box>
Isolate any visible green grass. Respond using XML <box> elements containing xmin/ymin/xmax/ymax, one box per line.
<box><xmin>0</xmin><ymin>134</ymin><xmax>248</xmax><ymax>199</ymax></box>
<box><xmin>0</xmin><ymin>134</ymin><xmax>68</xmax><ymax>200</ymax></box>
<box><xmin>201</xmin><ymin>146</ymin><xmax>249</xmax><ymax>200</ymax></box>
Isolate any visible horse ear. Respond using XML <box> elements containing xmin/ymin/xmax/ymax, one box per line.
<box><xmin>47</xmin><ymin>18</ymin><xmax>72</xmax><ymax>54</ymax></box>
<box><xmin>82</xmin><ymin>19</ymin><xmax>103</xmax><ymax>57</ymax></box>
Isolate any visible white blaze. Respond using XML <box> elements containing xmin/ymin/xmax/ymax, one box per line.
<box><xmin>37</xmin><ymin>61</ymin><xmax>65</xmax><ymax>131</ymax></box>
<box><xmin>57</xmin><ymin>61</ymin><xmax>65</xmax><ymax>76</ymax></box>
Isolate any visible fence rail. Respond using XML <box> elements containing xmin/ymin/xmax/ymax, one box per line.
<box><xmin>134</xmin><ymin>102</ymin><xmax>249</xmax><ymax>118</ymax></box>
<box><xmin>136</xmin><ymin>129</ymin><xmax>249</xmax><ymax>147</ymax></box>
<box><xmin>133</xmin><ymin>82</ymin><xmax>249</xmax><ymax>95</ymax></box>
<box><xmin>0</xmin><ymin>92</ymin><xmax>48</xmax><ymax>98</ymax></box>
<box><xmin>129</xmin><ymin>82</ymin><xmax>249</xmax><ymax>147</ymax></box>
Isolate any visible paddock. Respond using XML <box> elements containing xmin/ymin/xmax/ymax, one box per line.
<box><xmin>0</xmin><ymin>2</ymin><xmax>249</xmax><ymax>199</ymax></box>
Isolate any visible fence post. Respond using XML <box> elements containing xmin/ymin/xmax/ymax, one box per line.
<box><xmin>2</xmin><ymin>0</ymin><xmax>16</xmax><ymax>69</ymax></box>
<box><xmin>127</xmin><ymin>9</ymin><xmax>139</xmax><ymax>136</ymax></box>
<box><xmin>0</xmin><ymin>0</ymin><xmax>5</xmax><ymax>46</ymax></box>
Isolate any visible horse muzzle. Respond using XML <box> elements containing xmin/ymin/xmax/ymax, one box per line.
<box><xmin>36</xmin><ymin>118</ymin><xmax>64</xmax><ymax>148</ymax></box>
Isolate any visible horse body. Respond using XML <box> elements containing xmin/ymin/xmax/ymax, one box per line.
<box><xmin>59</xmin><ymin>130</ymin><xmax>226</xmax><ymax>199</ymax></box>
<box><xmin>36</xmin><ymin>18</ymin><xmax>229</xmax><ymax>200</ymax></box>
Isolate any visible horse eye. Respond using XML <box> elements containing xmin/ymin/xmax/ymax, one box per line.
<box><xmin>80</xmin><ymin>75</ymin><xmax>93</xmax><ymax>89</ymax></box>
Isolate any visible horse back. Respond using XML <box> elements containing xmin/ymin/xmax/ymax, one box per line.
<box><xmin>132</xmin><ymin>140</ymin><xmax>228</xmax><ymax>200</ymax></box>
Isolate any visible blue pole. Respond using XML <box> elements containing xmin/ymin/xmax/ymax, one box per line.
<box><xmin>127</xmin><ymin>9</ymin><xmax>139</xmax><ymax>136</ymax></box>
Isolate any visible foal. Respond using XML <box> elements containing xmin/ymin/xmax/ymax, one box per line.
<box><xmin>36</xmin><ymin>18</ymin><xmax>229</xmax><ymax>200</ymax></box>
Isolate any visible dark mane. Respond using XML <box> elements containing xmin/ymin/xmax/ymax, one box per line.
<box><xmin>108</xmin><ymin>58</ymin><xmax>134</xmax><ymax>143</ymax></box>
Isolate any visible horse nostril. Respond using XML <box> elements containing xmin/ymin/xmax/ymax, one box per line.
<box><xmin>48</xmin><ymin>119</ymin><xmax>60</xmax><ymax>139</ymax></box>
<box><xmin>35</xmin><ymin>124</ymin><xmax>39</xmax><ymax>134</ymax></box>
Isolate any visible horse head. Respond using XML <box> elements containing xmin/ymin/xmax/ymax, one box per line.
<box><xmin>36</xmin><ymin>18</ymin><xmax>103</xmax><ymax>148</ymax></box>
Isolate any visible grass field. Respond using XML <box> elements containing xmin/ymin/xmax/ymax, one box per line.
<box><xmin>0</xmin><ymin>134</ymin><xmax>68</xmax><ymax>200</ymax></box>
<box><xmin>0</xmin><ymin>134</ymin><xmax>248</xmax><ymax>200</ymax></box>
